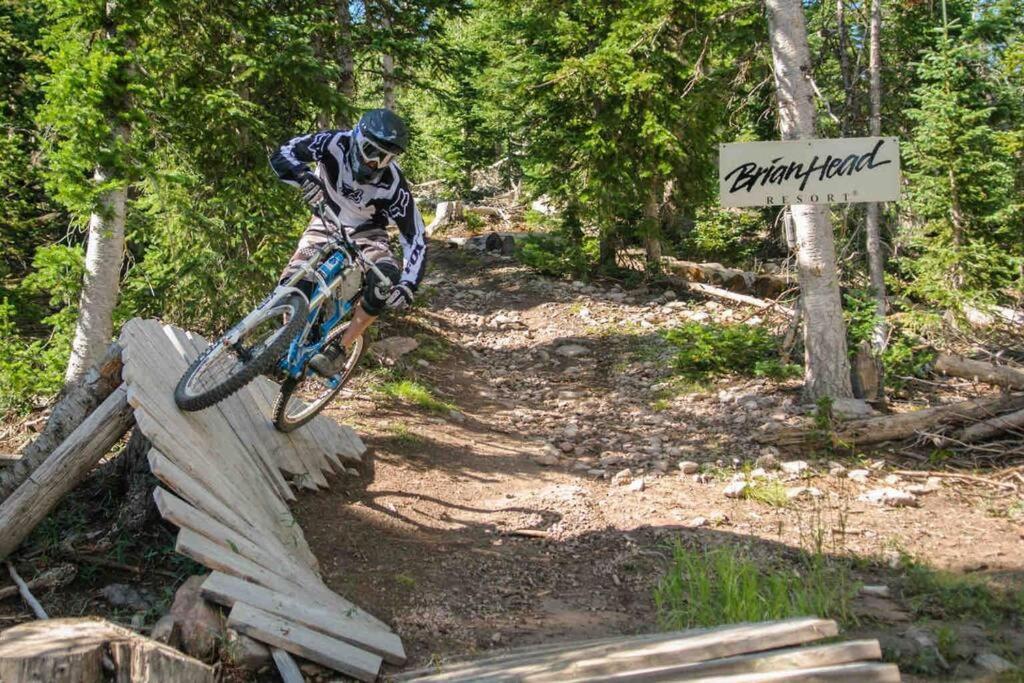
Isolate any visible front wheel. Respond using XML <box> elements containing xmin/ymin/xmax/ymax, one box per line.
<box><xmin>272</xmin><ymin>322</ymin><xmax>365</xmax><ymax>432</ymax></box>
<box><xmin>174</xmin><ymin>293</ymin><xmax>309</xmax><ymax>411</ymax></box>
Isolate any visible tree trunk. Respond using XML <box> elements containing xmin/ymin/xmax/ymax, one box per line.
<box><xmin>643</xmin><ymin>182</ymin><xmax>663</xmax><ymax>272</ymax></box>
<box><xmin>65</xmin><ymin>170</ymin><xmax>126</xmax><ymax>386</ymax></box>
<box><xmin>65</xmin><ymin>2</ymin><xmax>128</xmax><ymax>386</ymax></box>
<box><xmin>336</xmin><ymin>0</ymin><xmax>356</xmax><ymax>103</ymax></box>
<box><xmin>380</xmin><ymin>10</ymin><xmax>396</xmax><ymax>110</ymax></box>
<box><xmin>766</xmin><ymin>0</ymin><xmax>853</xmax><ymax>401</ymax></box>
<box><xmin>836</xmin><ymin>0</ymin><xmax>853</xmax><ymax>135</ymax></box>
<box><xmin>863</xmin><ymin>0</ymin><xmax>887</xmax><ymax>396</ymax></box>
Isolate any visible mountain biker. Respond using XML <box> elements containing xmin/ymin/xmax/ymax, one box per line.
<box><xmin>270</xmin><ymin>109</ymin><xmax>427</xmax><ymax>377</ymax></box>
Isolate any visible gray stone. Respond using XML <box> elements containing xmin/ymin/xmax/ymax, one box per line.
<box><xmin>555</xmin><ymin>344</ymin><xmax>590</xmax><ymax>358</ymax></box>
<box><xmin>371</xmin><ymin>336</ymin><xmax>419</xmax><ymax>362</ymax></box>
<box><xmin>612</xmin><ymin>468</ymin><xmax>633</xmax><ymax>486</ymax></box>
<box><xmin>150</xmin><ymin>614</ymin><xmax>179</xmax><ymax>647</ymax></box>
<box><xmin>975</xmin><ymin>652</ymin><xmax>1016</xmax><ymax>674</ymax></box>
<box><xmin>831</xmin><ymin>397</ymin><xmax>878</xmax><ymax>419</ymax></box>
<box><xmin>225</xmin><ymin>628</ymin><xmax>271</xmax><ymax>672</ymax></box>
<box><xmin>533</xmin><ymin>453</ymin><xmax>559</xmax><ymax>466</ymax></box>
<box><xmin>780</xmin><ymin>460</ymin><xmax>808</xmax><ymax>475</ymax></box>
<box><xmin>678</xmin><ymin>461</ymin><xmax>699</xmax><ymax>474</ymax></box>
<box><xmin>785</xmin><ymin>486</ymin><xmax>822</xmax><ymax>500</ymax></box>
<box><xmin>707</xmin><ymin>510</ymin><xmax>729</xmax><ymax>525</ymax></box>
<box><xmin>848</xmin><ymin>469</ymin><xmax>871</xmax><ymax>482</ymax></box>
<box><xmin>859</xmin><ymin>488</ymin><xmax>919</xmax><ymax>508</ymax></box>
<box><xmin>723</xmin><ymin>480</ymin><xmax>748</xmax><ymax>498</ymax></box>
<box><xmin>170</xmin><ymin>574</ymin><xmax>225</xmax><ymax>661</ymax></box>
<box><xmin>859</xmin><ymin>584</ymin><xmax>891</xmax><ymax>598</ymax></box>
<box><xmin>100</xmin><ymin>583</ymin><xmax>157</xmax><ymax>612</ymax></box>
<box><xmin>627</xmin><ymin>477</ymin><xmax>645</xmax><ymax>492</ymax></box>
<box><xmin>754</xmin><ymin>452</ymin><xmax>779</xmax><ymax>470</ymax></box>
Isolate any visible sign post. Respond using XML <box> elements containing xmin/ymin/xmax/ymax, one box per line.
<box><xmin>719</xmin><ymin>137</ymin><xmax>900</xmax><ymax>208</ymax></box>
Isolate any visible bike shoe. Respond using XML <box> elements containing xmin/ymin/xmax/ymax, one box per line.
<box><xmin>309</xmin><ymin>343</ymin><xmax>347</xmax><ymax>377</ymax></box>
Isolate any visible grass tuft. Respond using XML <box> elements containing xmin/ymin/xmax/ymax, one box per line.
<box><xmin>654</xmin><ymin>543</ymin><xmax>858</xmax><ymax>629</ymax></box>
<box><xmin>379</xmin><ymin>379</ymin><xmax>454</xmax><ymax>413</ymax></box>
<box><xmin>744</xmin><ymin>479</ymin><xmax>790</xmax><ymax>507</ymax></box>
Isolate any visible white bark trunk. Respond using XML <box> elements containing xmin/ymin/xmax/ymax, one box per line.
<box><xmin>766</xmin><ymin>0</ymin><xmax>853</xmax><ymax>400</ymax></box>
<box><xmin>380</xmin><ymin>12</ymin><xmax>396</xmax><ymax>110</ymax></box>
<box><xmin>865</xmin><ymin>0</ymin><xmax>887</xmax><ymax>353</ymax></box>
<box><xmin>65</xmin><ymin>167</ymin><xmax>126</xmax><ymax>385</ymax></box>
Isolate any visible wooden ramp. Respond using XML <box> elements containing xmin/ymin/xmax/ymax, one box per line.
<box><xmin>119</xmin><ymin>318</ymin><xmax>404</xmax><ymax>681</ymax></box>
<box><xmin>397</xmin><ymin>619</ymin><xmax>900</xmax><ymax>682</ymax></box>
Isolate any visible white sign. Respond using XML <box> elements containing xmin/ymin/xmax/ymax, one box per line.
<box><xmin>719</xmin><ymin>137</ymin><xmax>900</xmax><ymax>207</ymax></box>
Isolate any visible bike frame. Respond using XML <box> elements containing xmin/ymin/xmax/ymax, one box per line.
<box><xmin>220</xmin><ymin>204</ymin><xmax>393</xmax><ymax>385</ymax></box>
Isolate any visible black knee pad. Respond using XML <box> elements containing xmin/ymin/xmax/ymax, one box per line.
<box><xmin>362</xmin><ymin>262</ymin><xmax>402</xmax><ymax>316</ymax></box>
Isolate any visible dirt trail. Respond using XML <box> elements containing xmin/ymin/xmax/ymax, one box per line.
<box><xmin>295</xmin><ymin>242</ymin><xmax>1024</xmax><ymax>672</ymax></box>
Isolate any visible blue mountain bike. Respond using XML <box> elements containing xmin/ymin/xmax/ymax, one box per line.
<box><xmin>174</xmin><ymin>204</ymin><xmax>392</xmax><ymax>432</ymax></box>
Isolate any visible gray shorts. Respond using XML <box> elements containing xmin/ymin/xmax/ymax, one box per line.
<box><xmin>282</xmin><ymin>217</ymin><xmax>400</xmax><ymax>316</ymax></box>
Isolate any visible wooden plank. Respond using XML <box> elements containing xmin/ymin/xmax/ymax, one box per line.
<box><xmin>228</xmin><ymin>602</ymin><xmax>382</xmax><ymax>683</ymax></box>
<box><xmin>166</xmin><ymin>325</ymin><xmax>297</xmax><ymax>501</ymax></box>
<box><xmin>404</xmin><ymin>619</ymin><xmax>839</xmax><ymax>682</ymax></box>
<box><xmin>580</xmin><ymin>640</ymin><xmax>883</xmax><ymax>682</ymax></box>
<box><xmin>154</xmin><ymin>488</ymin><xmax>322</xmax><ymax>589</ymax></box>
<box><xmin>249</xmin><ymin>377</ymin><xmax>334</xmax><ymax>483</ymax></box>
<box><xmin>175</xmin><ymin>529</ymin><xmax>366</xmax><ymax>623</ymax></box>
<box><xmin>0</xmin><ymin>385</ymin><xmax>134</xmax><ymax>561</ymax></box>
<box><xmin>678</xmin><ymin>662</ymin><xmax>901</xmax><ymax>682</ymax></box>
<box><xmin>123</xmin><ymin>332</ymin><xmax>316</xmax><ymax>560</ymax></box>
<box><xmin>201</xmin><ymin>572</ymin><xmax>400</xmax><ymax>659</ymax></box>
<box><xmin>147</xmin><ymin>450</ymin><xmax>268</xmax><ymax>552</ymax></box>
<box><xmin>272</xmin><ymin>648</ymin><xmax>305</xmax><ymax>683</ymax></box>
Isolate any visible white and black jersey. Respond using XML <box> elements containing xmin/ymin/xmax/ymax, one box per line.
<box><xmin>270</xmin><ymin>129</ymin><xmax>427</xmax><ymax>291</ymax></box>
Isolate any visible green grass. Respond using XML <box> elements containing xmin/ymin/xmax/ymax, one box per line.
<box><xmin>654</xmin><ymin>543</ymin><xmax>858</xmax><ymax>629</ymax></box>
<box><xmin>379</xmin><ymin>379</ymin><xmax>454</xmax><ymax>413</ymax></box>
<box><xmin>387</xmin><ymin>423</ymin><xmax>425</xmax><ymax>446</ymax></box>
<box><xmin>662</xmin><ymin>322</ymin><xmax>801</xmax><ymax>381</ymax></box>
<box><xmin>744</xmin><ymin>479</ymin><xmax>790</xmax><ymax>507</ymax></box>
<box><xmin>900</xmin><ymin>556</ymin><xmax>1024</xmax><ymax>624</ymax></box>
<box><xmin>413</xmin><ymin>333</ymin><xmax>450</xmax><ymax>363</ymax></box>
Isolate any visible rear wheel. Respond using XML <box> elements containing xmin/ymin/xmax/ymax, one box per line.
<box><xmin>174</xmin><ymin>293</ymin><xmax>308</xmax><ymax>411</ymax></box>
<box><xmin>272</xmin><ymin>322</ymin><xmax>365</xmax><ymax>432</ymax></box>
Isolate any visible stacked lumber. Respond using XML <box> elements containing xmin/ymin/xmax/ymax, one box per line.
<box><xmin>397</xmin><ymin>619</ymin><xmax>900</xmax><ymax>682</ymax></box>
<box><xmin>118</xmin><ymin>318</ymin><xmax>404</xmax><ymax>681</ymax></box>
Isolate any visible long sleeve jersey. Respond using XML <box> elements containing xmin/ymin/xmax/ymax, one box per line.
<box><xmin>270</xmin><ymin>129</ymin><xmax>427</xmax><ymax>290</ymax></box>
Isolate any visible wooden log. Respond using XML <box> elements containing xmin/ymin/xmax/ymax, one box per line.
<box><xmin>682</xmin><ymin>281</ymin><xmax>793</xmax><ymax>315</ymax></box>
<box><xmin>673</xmin><ymin>661</ymin><xmax>900</xmax><ymax>682</ymax></box>
<box><xmin>0</xmin><ymin>385</ymin><xmax>133</xmax><ymax>561</ymax></box>
<box><xmin>403</xmin><ymin>619</ymin><xmax>838</xmax><ymax>682</ymax></box>
<box><xmin>958</xmin><ymin>406</ymin><xmax>1024</xmax><ymax>442</ymax></box>
<box><xmin>933</xmin><ymin>353</ymin><xmax>1024</xmax><ymax>390</ymax></box>
<box><xmin>0</xmin><ymin>342</ymin><xmax>123</xmax><ymax>500</ymax></box>
<box><xmin>758</xmin><ymin>394</ymin><xmax>1024</xmax><ymax>448</ymax></box>
<box><xmin>580</xmin><ymin>640</ymin><xmax>882</xmax><ymax>682</ymax></box>
<box><xmin>201</xmin><ymin>571</ymin><xmax>402</xmax><ymax>660</ymax></box>
<box><xmin>228</xmin><ymin>602</ymin><xmax>382</xmax><ymax>682</ymax></box>
<box><xmin>0</xmin><ymin>617</ymin><xmax>215</xmax><ymax>683</ymax></box>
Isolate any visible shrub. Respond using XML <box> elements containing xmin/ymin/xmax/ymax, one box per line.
<box><xmin>662</xmin><ymin>322</ymin><xmax>800</xmax><ymax>381</ymax></box>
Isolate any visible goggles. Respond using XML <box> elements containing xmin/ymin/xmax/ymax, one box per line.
<box><xmin>354</xmin><ymin>126</ymin><xmax>396</xmax><ymax>170</ymax></box>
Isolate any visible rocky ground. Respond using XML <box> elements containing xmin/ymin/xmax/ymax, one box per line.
<box><xmin>295</xmin><ymin>241</ymin><xmax>1023</xmax><ymax>680</ymax></box>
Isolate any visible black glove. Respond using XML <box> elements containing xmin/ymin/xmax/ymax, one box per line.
<box><xmin>386</xmin><ymin>283</ymin><xmax>414</xmax><ymax>311</ymax></box>
<box><xmin>299</xmin><ymin>171</ymin><xmax>326</xmax><ymax>208</ymax></box>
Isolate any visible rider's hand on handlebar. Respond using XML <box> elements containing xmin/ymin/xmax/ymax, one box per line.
<box><xmin>299</xmin><ymin>171</ymin><xmax>326</xmax><ymax>208</ymax></box>
<box><xmin>385</xmin><ymin>283</ymin><xmax>414</xmax><ymax>311</ymax></box>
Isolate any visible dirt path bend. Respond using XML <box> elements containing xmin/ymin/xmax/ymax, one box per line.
<box><xmin>294</xmin><ymin>243</ymin><xmax>1024</xmax><ymax>671</ymax></box>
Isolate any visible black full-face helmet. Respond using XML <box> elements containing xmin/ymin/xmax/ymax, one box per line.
<box><xmin>349</xmin><ymin>108</ymin><xmax>409</xmax><ymax>183</ymax></box>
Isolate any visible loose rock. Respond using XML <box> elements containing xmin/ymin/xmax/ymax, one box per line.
<box><xmin>677</xmin><ymin>461</ymin><xmax>699</xmax><ymax>475</ymax></box>
<box><xmin>859</xmin><ymin>488</ymin><xmax>919</xmax><ymax>508</ymax></box>
<box><xmin>723</xmin><ymin>480</ymin><xmax>748</xmax><ymax>498</ymax></box>
<box><xmin>170</xmin><ymin>574</ymin><xmax>225</xmax><ymax>661</ymax></box>
<box><xmin>780</xmin><ymin>460</ymin><xmax>808</xmax><ymax>475</ymax></box>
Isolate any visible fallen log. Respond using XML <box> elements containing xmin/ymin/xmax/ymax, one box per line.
<box><xmin>758</xmin><ymin>394</ymin><xmax>1024</xmax><ymax>448</ymax></box>
<box><xmin>661</xmin><ymin>256</ymin><xmax>793</xmax><ymax>299</ymax></box>
<box><xmin>681</xmin><ymin>281</ymin><xmax>795</xmax><ymax>316</ymax></box>
<box><xmin>0</xmin><ymin>342</ymin><xmax>123</xmax><ymax>500</ymax></box>
<box><xmin>957</xmin><ymin>407</ymin><xmax>1024</xmax><ymax>443</ymax></box>
<box><xmin>6</xmin><ymin>563</ymin><xmax>47</xmax><ymax>619</ymax></box>
<box><xmin>933</xmin><ymin>353</ymin><xmax>1024</xmax><ymax>390</ymax></box>
<box><xmin>0</xmin><ymin>384</ymin><xmax>133</xmax><ymax>561</ymax></box>
<box><xmin>465</xmin><ymin>205</ymin><xmax>509</xmax><ymax>222</ymax></box>
<box><xmin>0</xmin><ymin>617</ymin><xmax>215</xmax><ymax>683</ymax></box>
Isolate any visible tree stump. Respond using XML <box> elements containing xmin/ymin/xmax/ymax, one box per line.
<box><xmin>0</xmin><ymin>617</ymin><xmax>214</xmax><ymax>682</ymax></box>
